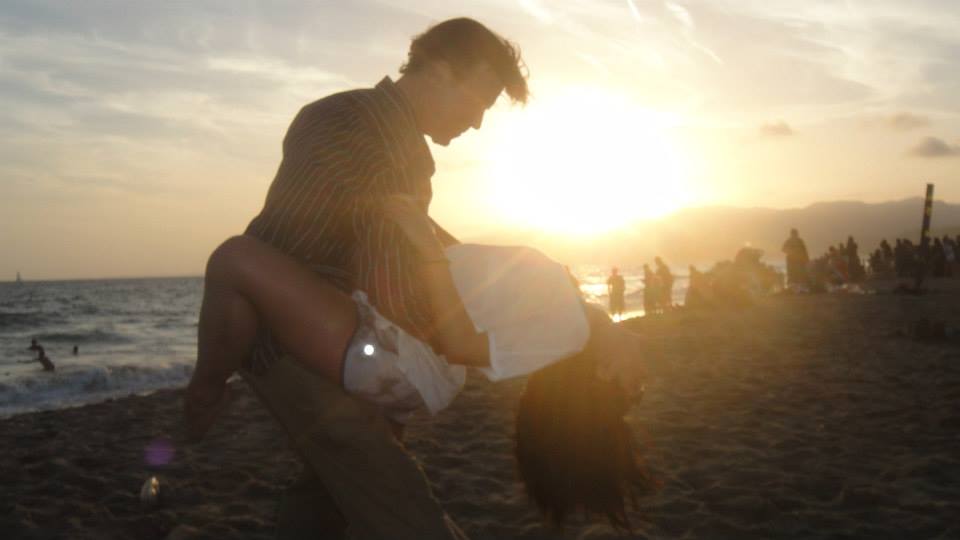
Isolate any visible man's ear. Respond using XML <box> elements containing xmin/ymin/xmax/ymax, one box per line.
<box><xmin>424</xmin><ymin>59</ymin><xmax>455</xmax><ymax>86</ymax></box>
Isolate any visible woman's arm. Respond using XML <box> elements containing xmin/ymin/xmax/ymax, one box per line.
<box><xmin>383</xmin><ymin>195</ymin><xmax>489</xmax><ymax>367</ymax></box>
<box><xmin>419</xmin><ymin>259</ymin><xmax>490</xmax><ymax>367</ymax></box>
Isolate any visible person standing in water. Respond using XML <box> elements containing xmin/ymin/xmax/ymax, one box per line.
<box><xmin>606</xmin><ymin>267</ymin><xmax>626</xmax><ymax>321</ymax></box>
<box><xmin>26</xmin><ymin>341</ymin><xmax>55</xmax><ymax>372</ymax></box>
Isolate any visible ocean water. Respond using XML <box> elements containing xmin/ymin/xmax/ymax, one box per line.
<box><xmin>0</xmin><ymin>268</ymin><xmax>689</xmax><ymax>418</ymax></box>
<box><xmin>0</xmin><ymin>278</ymin><xmax>202</xmax><ymax>417</ymax></box>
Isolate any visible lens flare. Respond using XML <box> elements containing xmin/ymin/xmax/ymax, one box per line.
<box><xmin>144</xmin><ymin>437</ymin><xmax>175</xmax><ymax>467</ymax></box>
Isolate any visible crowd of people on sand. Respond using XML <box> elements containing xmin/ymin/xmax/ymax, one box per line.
<box><xmin>603</xmin><ymin>249</ymin><xmax>783</xmax><ymax>316</ymax></box>
<box><xmin>867</xmin><ymin>235</ymin><xmax>960</xmax><ymax>279</ymax></box>
<box><xmin>782</xmin><ymin>227</ymin><xmax>960</xmax><ymax>291</ymax></box>
<box><xmin>783</xmin><ymin>228</ymin><xmax>872</xmax><ymax>290</ymax></box>
<box><xmin>595</xmin><ymin>226</ymin><xmax>960</xmax><ymax>320</ymax></box>
<box><xmin>685</xmin><ymin>247</ymin><xmax>782</xmax><ymax>309</ymax></box>
<box><xmin>643</xmin><ymin>257</ymin><xmax>675</xmax><ymax>315</ymax></box>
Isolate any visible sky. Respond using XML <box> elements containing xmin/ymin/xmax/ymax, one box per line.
<box><xmin>3</xmin><ymin>0</ymin><xmax>960</xmax><ymax>279</ymax></box>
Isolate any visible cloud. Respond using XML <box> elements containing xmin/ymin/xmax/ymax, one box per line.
<box><xmin>664</xmin><ymin>1</ymin><xmax>723</xmax><ymax>65</ymax></box>
<box><xmin>0</xmin><ymin>1</ymin><xmax>376</xmax><ymax>205</ymax></box>
<box><xmin>862</xmin><ymin>112</ymin><xmax>931</xmax><ymax>131</ymax></box>
<box><xmin>759</xmin><ymin>121</ymin><xmax>794</xmax><ymax>137</ymax></box>
<box><xmin>908</xmin><ymin>136</ymin><xmax>960</xmax><ymax>157</ymax></box>
<box><xmin>887</xmin><ymin>112</ymin><xmax>930</xmax><ymax>131</ymax></box>
<box><xmin>624</xmin><ymin>0</ymin><xmax>645</xmax><ymax>24</ymax></box>
<box><xmin>518</xmin><ymin>0</ymin><xmax>555</xmax><ymax>24</ymax></box>
<box><xmin>665</xmin><ymin>2</ymin><xmax>694</xmax><ymax>29</ymax></box>
<box><xmin>641</xmin><ymin>2</ymin><xmax>874</xmax><ymax>111</ymax></box>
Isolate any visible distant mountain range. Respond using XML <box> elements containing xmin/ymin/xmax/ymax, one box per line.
<box><xmin>464</xmin><ymin>198</ymin><xmax>960</xmax><ymax>267</ymax></box>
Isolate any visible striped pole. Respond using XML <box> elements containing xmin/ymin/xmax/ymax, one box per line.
<box><xmin>915</xmin><ymin>183</ymin><xmax>934</xmax><ymax>289</ymax></box>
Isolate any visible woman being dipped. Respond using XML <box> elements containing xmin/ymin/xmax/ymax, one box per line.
<box><xmin>186</xmin><ymin>194</ymin><xmax>655</xmax><ymax>529</ymax></box>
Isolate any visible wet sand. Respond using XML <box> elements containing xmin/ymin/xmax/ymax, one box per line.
<box><xmin>3</xmin><ymin>279</ymin><xmax>959</xmax><ymax>539</ymax></box>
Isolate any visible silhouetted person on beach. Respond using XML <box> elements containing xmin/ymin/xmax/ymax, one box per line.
<box><xmin>684</xmin><ymin>265</ymin><xmax>710</xmax><ymax>309</ymax></box>
<box><xmin>894</xmin><ymin>238</ymin><xmax>917</xmax><ymax>279</ymax></box>
<box><xmin>893</xmin><ymin>239</ymin><xmax>901</xmax><ymax>274</ymax></box>
<box><xmin>880</xmin><ymin>239</ymin><xmax>893</xmax><ymax>270</ymax></box>
<box><xmin>808</xmin><ymin>255</ymin><xmax>827</xmax><ymax>292</ymax></box>
<box><xmin>606</xmin><ymin>267</ymin><xmax>626</xmax><ymax>320</ymax></box>
<box><xmin>931</xmin><ymin>237</ymin><xmax>947</xmax><ymax>278</ymax></box>
<box><xmin>868</xmin><ymin>248</ymin><xmax>884</xmax><ymax>277</ymax></box>
<box><xmin>72</xmin><ymin>345</ymin><xmax>79</xmax><ymax>356</ymax></box>
<box><xmin>943</xmin><ymin>237</ymin><xmax>958</xmax><ymax>277</ymax></box>
<box><xmin>845</xmin><ymin>236</ymin><xmax>865</xmax><ymax>282</ymax></box>
<box><xmin>654</xmin><ymin>257</ymin><xmax>674</xmax><ymax>311</ymax></box>
<box><xmin>642</xmin><ymin>264</ymin><xmax>658</xmax><ymax>315</ymax></box>
<box><xmin>942</xmin><ymin>235</ymin><xmax>956</xmax><ymax>276</ymax></box>
<box><xmin>909</xmin><ymin>238</ymin><xmax>919</xmax><ymax>276</ymax></box>
<box><xmin>781</xmin><ymin>228</ymin><xmax>810</xmax><ymax>287</ymax></box>
<box><xmin>827</xmin><ymin>245</ymin><xmax>848</xmax><ymax>284</ymax></box>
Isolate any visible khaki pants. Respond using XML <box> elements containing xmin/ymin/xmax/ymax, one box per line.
<box><xmin>240</xmin><ymin>350</ymin><xmax>467</xmax><ymax>540</ymax></box>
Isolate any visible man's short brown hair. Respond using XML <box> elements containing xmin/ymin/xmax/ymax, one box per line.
<box><xmin>400</xmin><ymin>17</ymin><xmax>529</xmax><ymax>104</ymax></box>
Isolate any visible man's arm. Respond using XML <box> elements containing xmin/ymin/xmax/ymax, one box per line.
<box><xmin>377</xmin><ymin>195</ymin><xmax>488</xmax><ymax>366</ymax></box>
<box><xmin>422</xmin><ymin>218</ymin><xmax>491</xmax><ymax>364</ymax></box>
<box><xmin>353</xmin><ymin>215</ymin><xmax>488</xmax><ymax>366</ymax></box>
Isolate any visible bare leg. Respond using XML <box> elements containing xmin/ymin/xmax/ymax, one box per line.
<box><xmin>185</xmin><ymin>235</ymin><xmax>358</xmax><ymax>440</ymax></box>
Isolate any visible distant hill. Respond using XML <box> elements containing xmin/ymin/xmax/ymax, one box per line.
<box><xmin>464</xmin><ymin>198</ymin><xmax>960</xmax><ymax>266</ymax></box>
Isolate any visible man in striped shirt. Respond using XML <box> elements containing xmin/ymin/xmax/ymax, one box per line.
<box><xmin>193</xmin><ymin>18</ymin><xmax>528</xmax><ymax>539</ymax></box>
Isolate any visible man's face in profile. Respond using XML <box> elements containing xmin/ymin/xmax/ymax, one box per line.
<box><xmin>427</xmin><ymin>62</ymin><xmax>503</xmax><ymax>146</ymax></box>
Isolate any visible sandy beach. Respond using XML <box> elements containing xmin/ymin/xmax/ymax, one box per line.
<box><xmin>3</xmin><ymin>280</ymin><xmax>959</xmax><ymax>539</ymax></box>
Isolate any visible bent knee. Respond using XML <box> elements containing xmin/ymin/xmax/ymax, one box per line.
<box><xmin>206</xmin><ymin>235</ymin><xmax>263</xmax><ymax>280</ymax></box>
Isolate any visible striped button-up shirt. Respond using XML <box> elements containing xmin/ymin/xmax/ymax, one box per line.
<box><xmin>244</xmin><ymin>77</ymin><xmax>446</xmax><ymax>368</ymax></box>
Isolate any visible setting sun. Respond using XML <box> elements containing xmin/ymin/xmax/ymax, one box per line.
<box><xmin>484</xmin><ymin>87</ymin><xmax>693</xmax><ymax>236</ymax></box>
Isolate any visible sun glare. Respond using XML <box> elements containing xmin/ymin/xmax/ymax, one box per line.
<box><xmin>485</xmin><ymin>88</ymin><xmax>692</xmax><ymax>236</ymax></box>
